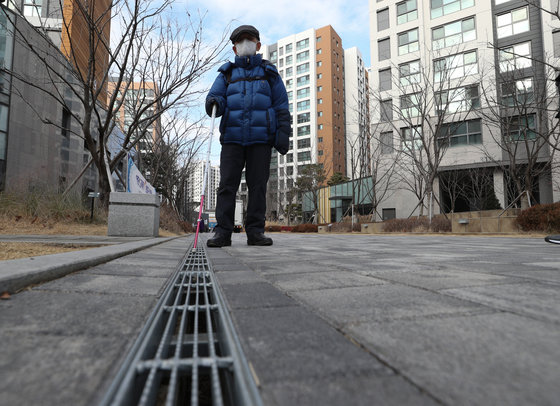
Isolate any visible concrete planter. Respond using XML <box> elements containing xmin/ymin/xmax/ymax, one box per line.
<box><xmin>108</xmin><ymin>192</ymin><xmax>160</xmax><ymax>237</ymax></box>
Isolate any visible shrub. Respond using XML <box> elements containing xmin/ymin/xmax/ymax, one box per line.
<box><xmin>430</xmin><ymin>216</ymin><xmax>452</xmax><ymax>232</ymax></box>
<box><xmin>280</xmin><ymin>226</ymin><xmax>293</xmax><ymax>232</ymax></box>
<box><xmin>382</xmin><ymin>217</ymin><xmax>430</xmax><ymax>233</ymax></box>
<box><xmin>331</xmin><ymin>222</ymin><xmax>352</xmax><ymax>232</ymax></box>
<box><xmin>265</xmin><ymin>225</ymin><xmax>282</xmax><ymax>232</ymax></box>
<box><xmin>291</xmin><ymin>223</ymin><xmax>318</xmax><ymax>233</ymax></box>
<box><xmin>516</xmin><ymin>202</ymin><xmax>560</xmax><ymax>232</ymax></box>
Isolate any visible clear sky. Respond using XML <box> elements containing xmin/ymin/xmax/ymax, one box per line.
<box><xmin>182</xmin><ymin>0</ymin><xmax>372</xmax><ymax>65</ymax></box>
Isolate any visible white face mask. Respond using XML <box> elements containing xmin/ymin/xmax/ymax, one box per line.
<box><xmin>236</xmin><ymin>39</ymin><xmax>257</xmax><ymax>56</ymax></box>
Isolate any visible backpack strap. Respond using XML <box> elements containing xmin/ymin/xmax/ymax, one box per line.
<box><xmin>222</xmin><ymin>59</ymin><xmax>278</xmax><ymax>90</ymax></box>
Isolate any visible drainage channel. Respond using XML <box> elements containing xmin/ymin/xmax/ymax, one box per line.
<box><xmin>100</xmin><ymin>243</ymin><xmax>263</xmax><ymax>406</ymax></box>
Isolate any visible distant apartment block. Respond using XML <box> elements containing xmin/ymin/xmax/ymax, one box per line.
<box><xmin>259</xmin><ymin>25</ymin><xmax>368</xmax><ymax>218</ymax></box>
<box><xmin>185</xmin><ymin>160</ymin><xmax>220</xmax><ymax>212</ymax></box>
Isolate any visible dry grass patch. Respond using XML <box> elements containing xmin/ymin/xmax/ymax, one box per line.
<box><xmin>0</xmin><ymin>242</ymin><xmax>96</xmax><ymax>261</ymax></box>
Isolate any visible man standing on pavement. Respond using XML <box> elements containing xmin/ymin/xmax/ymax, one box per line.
<box><xmin>205</xmin><ymin>25</ymin><xmax>291</xmax><ymax>247</ymax></box>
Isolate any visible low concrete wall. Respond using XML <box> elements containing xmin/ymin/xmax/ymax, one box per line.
<box><xmin>361</xmin><ymin>223</ymin><xmax>384</xmax><ymax>233</ymax></box>
<box><xmin>451</xmin><ymin>209</ymin><xmax>521</xmax><ymax>233</ymax></box>
<box><xmin>108</xmin><ymin>192</ymin><xmax>160</xmax><ymax>237</ymax></box>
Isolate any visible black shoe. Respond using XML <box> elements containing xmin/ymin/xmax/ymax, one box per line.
<box><xmin>247</xmin><ymin>233</ymin><xmax>273</xmax><ymax>246</ymax></box>
<box><xmin>207</xmin><ymin>233</ymin><xmax>231</xmax><ymax>248</ymax></box>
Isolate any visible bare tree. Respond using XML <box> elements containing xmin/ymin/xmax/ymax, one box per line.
<box><xmin>371</xmin><ymin>47</ymin><xmax>481</xmax><ymax>217</ymax></box>
<box><xmin>476</xmin><ymin>53</ymin><xmax>560</xmax><ymax>209</ymax></box>
<box><xmin>1</xmin><ymin>0</ymin><xmax>228</xmax><ymax>206</ymax></box>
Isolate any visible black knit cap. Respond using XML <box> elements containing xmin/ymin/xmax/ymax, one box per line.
<box><xmin>230</xmin><ymin>25</ymin><xmax>260</xmax><ymax>44</ymax></box>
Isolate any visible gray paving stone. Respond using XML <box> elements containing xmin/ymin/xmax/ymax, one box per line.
<box><xmin>345</xmin><ymin>312</ymin><xmax>560</xmax><ymax>406</ymax></box>
<box><xmin>0</xmin><ymin>332</ymin><xmax>125</xmax><ymax>406</ymax></box>
<box><xmin>442</xmin><ymin>281</ymin><xmax>560</xmax><ymax>323</ymax></box>
<box><xmin>214</xmin><ymin>270</ymin><xmax>266</xmax><ymax>285</ymax></box>
<box><xmin>0</xmin><ymin>289</ymin><xmax>155</xmax><ymax>336</ymax></box>
<box><xmin>36</xmin><ymin>273</ymin><xmax>169</xmax><ymax>297</ymax></box>
<box><xmin>267</xmin><ymin>374</ymin><xmax>440</xmax><ymax>406</ymax></box>
<box><xmin>84</xmin><ymin>261</ymin><xmax>180</xmax><ymax>278</ymax></box>
<box><xmin>357</xmin><ymin>267</ymin><xmax>520</xmax><ymax>291</ymax></box>
<box><xmin>219</xmin><ymin>281</ymin><xmax>296</xmax><ymax>309</ymax></box>
<box><xmin>266</xmin><ymin>269</ymin><xmax>385</xmax><ymax>291</ymax></box>
<box><xmin>231</xmin><ymin>306</ymin><xmax>392</xmax><ymax>384</ymax></box>
<box><xmin>289</xmin><ymin>283</ymin><xmax>485</xmax><ymax>325</ymax></box>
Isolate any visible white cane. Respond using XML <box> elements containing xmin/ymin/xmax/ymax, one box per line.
<box><xmin>194</xmin><ymin>105</ymin><xmax>217</xmax><ymax>250</ymax></box>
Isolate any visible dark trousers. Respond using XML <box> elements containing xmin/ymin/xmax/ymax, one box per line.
<box><xmin>214</xmin><ymin>143</ymin><xmax>272</xmax><ymax>236</ymax></box>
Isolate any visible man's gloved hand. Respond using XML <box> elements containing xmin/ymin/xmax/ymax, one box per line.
<box><xmin>205</xmin><ymin>97</ymin><xmax>224</xmax><ymax>117</ymax></box>
<box><xmin>274</xmin><ymin>135</ymin><xmax>289</xmax><ymax>155</ymax></box>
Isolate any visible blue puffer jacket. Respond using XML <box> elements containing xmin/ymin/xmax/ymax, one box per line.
<box><xmin>205</xmin><ymin>54</ymin><xmax>291</xmax><ymax>154</ymax></box>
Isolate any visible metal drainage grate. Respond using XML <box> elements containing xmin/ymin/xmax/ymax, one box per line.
<box><xmin>100</xmin><ymin>243</ymin><xmax>263</xmax><ymax>406</ymax></box>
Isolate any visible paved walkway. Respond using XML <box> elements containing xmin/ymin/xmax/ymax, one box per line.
<box><xmin>0</xmin><ymin>233</ymin><xmax>559</xmax><ymax>405</ymax></box>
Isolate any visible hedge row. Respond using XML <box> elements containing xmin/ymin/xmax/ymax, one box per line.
<box><xmin>516</xmin><ymin>202</ymin><xmax>560</xmax><ymax>232</ymax></box>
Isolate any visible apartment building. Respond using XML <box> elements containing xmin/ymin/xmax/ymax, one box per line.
<box><xmin>369</xmin><ymin>0</ymin><xmax>558</xmax><ymax>220</ymax></box>
<box><xmin>258</xmin><ymin>25</ymin><xmax>367</xmax><ymax>218</ymax></box>
<box><xmin>344</xmin><ymin>46</ymin><xmax>371</xmax><ymax>179</ymax></box>
<box><xmin>186</xmin><ymin>160</ymin><xmax>220</xmax><ymax>212</ymax></box>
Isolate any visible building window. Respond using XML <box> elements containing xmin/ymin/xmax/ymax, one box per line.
<box><xmin>382</xmin><ymin>208</ymin><xmax>396</xmax><ymax>221</ymax></box>
<box><xmin>378</xmin><ymin>38</ymin><xmax>391</xmax><ymax>61</ymax></box>
<box><xmin>289</xmin><ymin>103</ymin><xmax>293</xmax><ymax>113</ymax></box>
<box><xmin>287</xmin><ymin>91</ymin><xmax>293</xmax><ymax>100</ymax></box>
<box><xmin>297</xmin><ymin>100</ymin><xmax>310</xmax><ymax>111</ymax></box>
<box><xmin>397</xmin><ymin>0</ymin><xmax>417</xmax><ymax>24</ymax></box>
<box><xmin>400</xmin><ymin>93</ymin><xmax>421</xmax><ymax>117</ymax></box>
<box><xmin>297</xmin><ymin>50</ymin><xmax>310</xmax><ymax>62</ymax></box>
<box><xmin>381</xmin><ymin>131</ymin><xmax>394</xmax><ymax>154</ymax></box>
<box><xmin>279</xmin><ymin>59</ymin><xmax>284</xmax><ymax>68</ymax></box>
<box><xmin>318</xmin><ymin>137</ymin><xmax>323</xmax><ymax>142</ymax></box>
<box><xmin>286</xmin><ymin>67</ymin><xmax>293</xmax><ymax>76</ymax></box>
<box><xmin>398</xmin><ymin>28</ymin><xmax>419</xmax><ymax>55</ymax></box>
<box><xmin>501</xmin><ymin>78</ymin><xmax>534</xmax><ymax>106</ymax></box>
<box><xmin>318</xmin><ymin>150</ymin><xmax>324</xmax><ymax>156</ymax></box>
<box><xmin>437</xmin><ymin>119</ymin><xmax>482</xmax><ymax>147</ymax></box>
<box><xmin>298</xmin><ymin>151</ymin><xmax>311</xmax><ymax>161</ymax></box>
<box><xmin>286</xmin><ymin>55</ymin><xmax>293</xmax><ymax>64</ymax></box>
<box><xmin>318</xmin><ymin>124</ymin><xmax>323</xmax><ymax>130</ymax></box>
<box><xmin>297</xmin><ymin>112</ymin><xmax>310</xmax><ymax>124</ymax></box>
<box><xmin>553</xmin><ymin>30</ymin><xmax>560</xmax><ymax>57</ymax></box>
<box><xmin>431</xmin><ymin>0</ymin><xmax>474</xmax><ymax>19</ymax></box>
<box><xmin>296</xmin><ymin>63</ymin><xmax>309</xmax><ymax>74</ymax></box>
<box><xmin>317</xmin><ymin>85</ymin><xmax>323</xmax><ymax>92</ymax></box>
<box><xmin>432</xmin><ymin>17</ymin><xmax>476</xmax><ymax>50</ymax></box>
<box><xmin>317</xmin><ymin>49</ymin><xmax>322</xmax><ymax>55</ymax></box>
<box><xmin>317</xmin><ymin>73</ymin><xmax>323</xmax><ymax>79</ymax></box>
<box><xmin>297</xmin><ymin>138</ymin><xmax>311</xmax><ymax>148</ymax></box>
<box><xmin>497</xmin><ymin>6</ymin><xmax>529</xmax><ymax>39</ymax></box>
<box><xmin>287</xmin><ymin>166</ymin><xmax>294</xmax><ymax>175</ymax></box>
<box><xmin>402</xmin><ymin>126</ymin><xmax>423</xmax><ymax>150</ymax></box>
<box><xmin>399</xmin><ymin>60</ymin><xmax>420</xmax><ymax>86</ymax></box>
<box><xmin>23</xmin><ymin>0</ymin><xmax>42</xmax><ymax>17</ymax></box>
<box><xmin>504</xmin><ymin>114</ymin><xmax>536</xmax><ymax>141</ymax></box>
<box><xmin>434</xmin><ymin>50</ymin><xmax>478</xmax><ymax>82</ymax></box>
<box><xmin>381</xmin><ymin>99</ymin><xmax>393</xmax><ymax>122</ymax></box>
<box><xmin>377</xmin><ymin>7</ymin><xmax>390</xmax><ymax>31</ymax></box>
<box><xmin>287</xmin><ymin>153</ymin><xmax>293</xmax><ymax>163</ymax></box>
<box><xmin>318</xmin><ymin>98</ymin><xmax>323</xmax><ymax>104</ymax></box>
<box><xmin>499</xmin><ymin>41</ymin><xmax>531</xmax><ymax>72</ymax></box>
<box><xmin>317</xmin><ymin>61</ymin><xmax>322</xmax><ymax>67</ymax></box>
<box><xmin>317</xmin><ymin>36</ymin><xmax>322</xmax><ymax>42</ymax></box>
<box><xmin>296</xmin><ymin>38</ymin><xmax>309</xmax><ymax>50</ymax></box>
<box><xmin>270</xmin><ymin>50</ymin><xmax>278</xmax><ymax>63</ymax></box>
<box><xmin>286</xmin><ymin>43</ymin><xmax>293</xmax><ymax>53</ymax></box>
<box><xmin>279</xmin><ymin>46</ymin><xmax>284</xmax><ymax>56</ymax></box>
<box><xmin>286</xmin><ymin>78</ymin><xmax>293</xmax><ymax>88</ymax></box>
<box><xmin>436</xmin><ymin>84</ymin><xmax>480</xmax><ymax>114</ymax></box>
<box><xmin>379</xmin><ymin>68</ymin><xmax>392</xmax><ymax>91</ymax></box>
<box><xmin>318</xmin><ymin>111</ymin><xmax>323</xmax><ymax>117</ymax></box>
<box><xmin>297</xmin><ymin>87</ymin><xmax>310</xmax><ymax>99</ymax></box>
<box><xmin>297</xmin><ymin>125</ymin><xmax>311</xmax><ymax>136</ymax></box>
